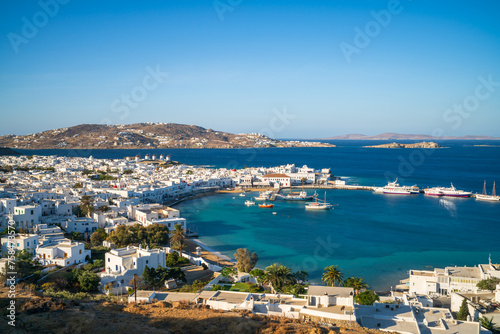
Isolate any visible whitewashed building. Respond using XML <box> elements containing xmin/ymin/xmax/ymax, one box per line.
<box><xmin>1</xmin><ymin>233</ymin><xmax>39</xmax><ymax>256</ymax></box>
<box><xmin>36</xmin><ymin>239</ymin><xmax>90</xmax><ymax>267</ymax></box>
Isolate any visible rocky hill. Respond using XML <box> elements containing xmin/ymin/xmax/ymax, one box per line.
<box><xmin>0</xmin><ymin>123</ymin><xmax>334</xmax><ymax>149</ymax></box>
<box><xmin>363</xmin><ymin>142</ymin><xmax>444</xmax><ymax>148</ymax></box>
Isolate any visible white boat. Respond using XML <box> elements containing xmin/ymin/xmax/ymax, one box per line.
<box><xmin>280</xmin><ymin>189</ymin><xmax>317</xmax><ymax>201</ymax></box>
<box><xmin>239</xmin><ymin>192</ymin><xmax>246</xmax><ymax>197</ymax></box>
<box><xmin>305</xmin><ymin>192</ymin><xmax>333</xmax><ymax>210</ymax></box>
<box><xmin>245</xmin><ymin>200</ymin><xmax>255</xmax><ymax>206</ymax></box>
<box><xmin>425</xmin><ymin>183</ymin><xmax>472</xmax><ymax>197</ymax></box>
<box><xmin>254</xmin><ymin>190</ymin><xmax>271</xmax><ymax>201</ymax></box>
<box><xmin>476</xmin><ymin>181</ymin><xmax>500</xmax><ymax>201</ymax></box>
<box><xmin>377</xmin><ymin>179</ymin><xmax>418</xmax><ymax>195</ymax></box>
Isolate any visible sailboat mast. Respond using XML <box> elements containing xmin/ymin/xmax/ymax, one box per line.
<box><xmin>483</xmin><ymin>180</ymin><xmax>487</xmax><ymax>195</ymax></box>
<box><xmin>493</xmin><ymin>181</ymin><xmax>496</xmax><ymax>197</ymax></box>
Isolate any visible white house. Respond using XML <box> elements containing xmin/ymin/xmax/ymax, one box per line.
<box><xmin>36</xmin><ymin>239</ymin><xmax>90</xmax><ymax>267</ymax></box>
<box><xmin>261</xmin><ymin>173</ymin><xmax>291</xmax><ymax>188</ymax></box>
<box><xmin>62</xmin><ymin>217</ymin><xmax>98</xmax><ymax>236</ymax></box>
<box><xmin>408</xmin><ymin>261</ymin><xmax>500</xmax><ymax>296</ymax></box>
<box><xmin>1</xmin><ymin>233</ymin><xmax>39</xmax><ymax>256</ymax></box>
<box><xmin>12</xmin><ymin>205</ymin><xmax>42</xmax><ymax>230</ymax></box>
<box><xmin>100</xmin><ymin>245</ymin><xmax>167</xmax><ymax>288</ymax></box>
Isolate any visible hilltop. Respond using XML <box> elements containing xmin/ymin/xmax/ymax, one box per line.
<box><xmin>0</xmin><ymin>123</ymin><xmax>334</xmax><ymax>150</ymax></box>
<box><xmin>323</xmin><ymin>133</ymin><xmax>499</xmax><ymax>140</ymax></box>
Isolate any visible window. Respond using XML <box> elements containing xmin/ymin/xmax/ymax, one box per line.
<box><xmin>27</xmin><ymin>242</ymin><xmax>29</xmax><ymax>246</ymax></box>
<box><xmin>79</xmin><ymin>250</ymin><xmax>82</xmax><ymax>254</ymax></box>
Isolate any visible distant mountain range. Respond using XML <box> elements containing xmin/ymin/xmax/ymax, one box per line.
<box><xmin>322</xmin><ymin>133</ymin><xmax>500</xmax><ymax>140</ymax></box>
<box><xmin>0</xmin><ymin>123</ymin><xmax>334</xmax><ymax>150</ymax></box>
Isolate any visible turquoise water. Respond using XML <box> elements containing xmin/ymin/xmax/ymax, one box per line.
<box><xmin>176</xmin><ymin>190</ymin><xmax>500</xmax><ymax>291</ymax></box>
<box><xmin>22</xmin><ymin>141</ymin><xmax>500</xmax><ymax>290</ymax></box>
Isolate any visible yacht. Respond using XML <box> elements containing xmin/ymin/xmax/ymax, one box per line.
<box><xmin>476</xmin><ymin>181</ymin><xmax>500</xmax><ymax>201</ymax></box>
<box><xmin>305</xmin><ymin>192</ymin><xmax>333</xmax><ymax>210</ymax></box>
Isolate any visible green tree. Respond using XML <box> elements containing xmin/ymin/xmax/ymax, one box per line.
<box><xmin>234</xmin><ymin>248</ymin><xmax>258</xmax><ymax>273</ymax></box>
<box><xmin>322</xmin><ymin>265</ymin><xmax>344</xmax><ymax>287</ymax></box>
<box><xmin>354</xmin><ymin>290</ymin><xmax>379</xmax><ymax>305</ymax></box>
<box><xmin>166</xmin><ymin>251</ymin><xmax>180</xmax><ymax>267</ymax></box>
<box><xmin>249</xmin><ymin>269</ymin><xmax>266</xmax><ymax>285</ymax></box>
<box><xmin>456</xmin><ymin>298</ymin><xmax>470</xmax><ymax>321</ymax></box>
<box><xmin>170</xmin><ymin>224</ymin><xmax>186</xmax><ymax>252</ymax></box>
<box><xmin>292</xmin><ymin>270</ymin><xmax>309</xmax><ymax>284</ymax></box>
<box><xmin>79</xmin><ymin>195</ymin><xmax>94</xmax><ymax>217</ymax></box>
<box><xmin>73</xmin><ymin>182</ymin><xmax>83</xmax><ymax>189</ymax></box>
<box><xmin>221</xmin><ymin>267</ymin><xmax>238</xmax><ymax>282</ymax></box>
<box><xmin>476</xmin><ymin>278</ymin><xmax>500</xmax><ymax>291</ymax></box>
<box><xmin>282</xmin><ymin>283</ymin><xmax>307</xmax><ymax>296</ymax></box>
<box><xmin>90</xmin><ymin>228</ymin><xmax>107</xmax><ymax>247</ymax></box>
<box><xmin>97</xmin><ymin>205</ymin><xmax>111</xmax><ymax>213</ymax></box>
<box><xmin>479</xmin><ymin>316</ymin><xmax>500</xmax><ymax>333</ymax></box>
<box><xmin>344</xmin><ymin>277</ymin><xmax>369</xmax><ymax>295</ymax></box>
<box><xmin>262</xmin><ymin>263</ymin><xmax>294</xmax><ymax>293</ymax></box>
<box><xmin>78</xmin><ymin>270</ymin><xmax>100</xmax><ymax>292</ymax></box>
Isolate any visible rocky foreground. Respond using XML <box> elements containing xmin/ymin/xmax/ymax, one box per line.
<box><xmin>0</xmin><ymin>123</ymin><xmax>335</xmax><ymax>150</ymax></box>
<box><xmin>363</xmin><ymin>141</ymin><xmax>444</xmax><ymax>149</ymax></box>
<box><xmin>0</xmin><ymin>290</ymin><xmax>382</xmax><ymax>334</ymax></box>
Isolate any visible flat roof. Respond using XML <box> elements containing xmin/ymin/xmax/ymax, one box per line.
<box><xmin>360</xmin><ymin>316</ymin><xmax>419</xmax><ymax>333</ymax></box>
<box><xmin>307</xmin><ymin>286</ymin><xmax>354</xmax><ymax>298</ymax></box>
<box><xmin>211</xmin><ymin>292</ymin><xmax>248</xmax><ymax>304</ymax></box>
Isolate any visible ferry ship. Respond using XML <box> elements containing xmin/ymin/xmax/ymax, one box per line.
<box><xmin>424</xmin><ymin>183</ymin><xmax>472</xmax><ymax>197</ymax></box>
<box><xmin>375</xmin><ymin>179</ymin><xmax>419</xmax><ymax>195</ymax></box>
<box><xmin>476</xmin><ymin>181</ymin><xmax>500</xmax><ymax>201</ymax></box>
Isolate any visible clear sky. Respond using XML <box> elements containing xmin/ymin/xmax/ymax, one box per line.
<box><xmin>0</xmin><ymin>0</ymin><xmax>499</xmax><ymax>138</ymax></box>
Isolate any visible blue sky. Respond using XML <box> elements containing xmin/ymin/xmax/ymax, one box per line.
<box><xmin>0</xmin><ymin>0</ymin><xmax>499</xmax><ymax>138</ymax></box>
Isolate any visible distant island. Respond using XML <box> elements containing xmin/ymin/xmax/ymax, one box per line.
<box><xmin>323</xmin><ymin>132</ymin><xmax>500</xmax><ymax>140</ymax></box>
<box><xmin>364</xmin><ymin>142</ymin><xmax>444</xmax><ymax>149</ymax></box>
<box><xmin>0</xmin><ymin>123</ymin><xmax>335</xmax><ymax>150</ymax></box>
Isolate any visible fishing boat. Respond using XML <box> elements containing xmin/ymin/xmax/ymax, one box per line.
<box><xmin>425</xmin><ymin>183</ymin><xmax>472</xmax><ymax>197</ymax></box>
<box><xmin>258</xmin><ymin>203</ymin><xmax>274</xmax><ymax>208</ymax></box>
<box><xmin>305</xmin><ymin>192</ymin><xmax>333</xmax><ymax>210</ymax></box>
<box><xmin>254</xmin><ymin>191</ymin><xmax>271</xmax><ymax>201</ymax></box>
<box><xmin>245</xmin><ymin>200</ymin><xmax>255</xmax><ymax>206</ymax></box>
<box><xmin>476</xmin><ymin>181</ymin><xmax>500</xmax><ymax>201</ymax></box>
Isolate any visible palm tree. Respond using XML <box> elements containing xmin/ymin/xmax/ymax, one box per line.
<box><xmin>261</xmin><ymin>263</ymin><xmax>294</xmax><ymax>293</ymax></box>
<box><xmin>170</xmin><ymin>224</ymin><xmax>186</xmax><ymax>253</ymax></box>
<box><xmin>344</xmin><ymin>277</ymin><xmax>369</xmax><ymax>295</ymax></box>
<box><xmin>98</xmin><ymin>205</ymin><xmax>111</xmax><ymax>213</ymax></box>
<box><xmin>322</xmin><ymin>265</ymin><xmax>344</xmax><ymax>287</ymax></box>
<box><xmin>479</xmin><ymin>316</ymin><xmax>499</xmax><ymax>333</ymax></box>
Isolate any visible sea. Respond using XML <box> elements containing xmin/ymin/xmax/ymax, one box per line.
<box><xmin>18</xmin><ymin>140</ymin><xmax>500</xmax><ymax>291</ymax></box>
